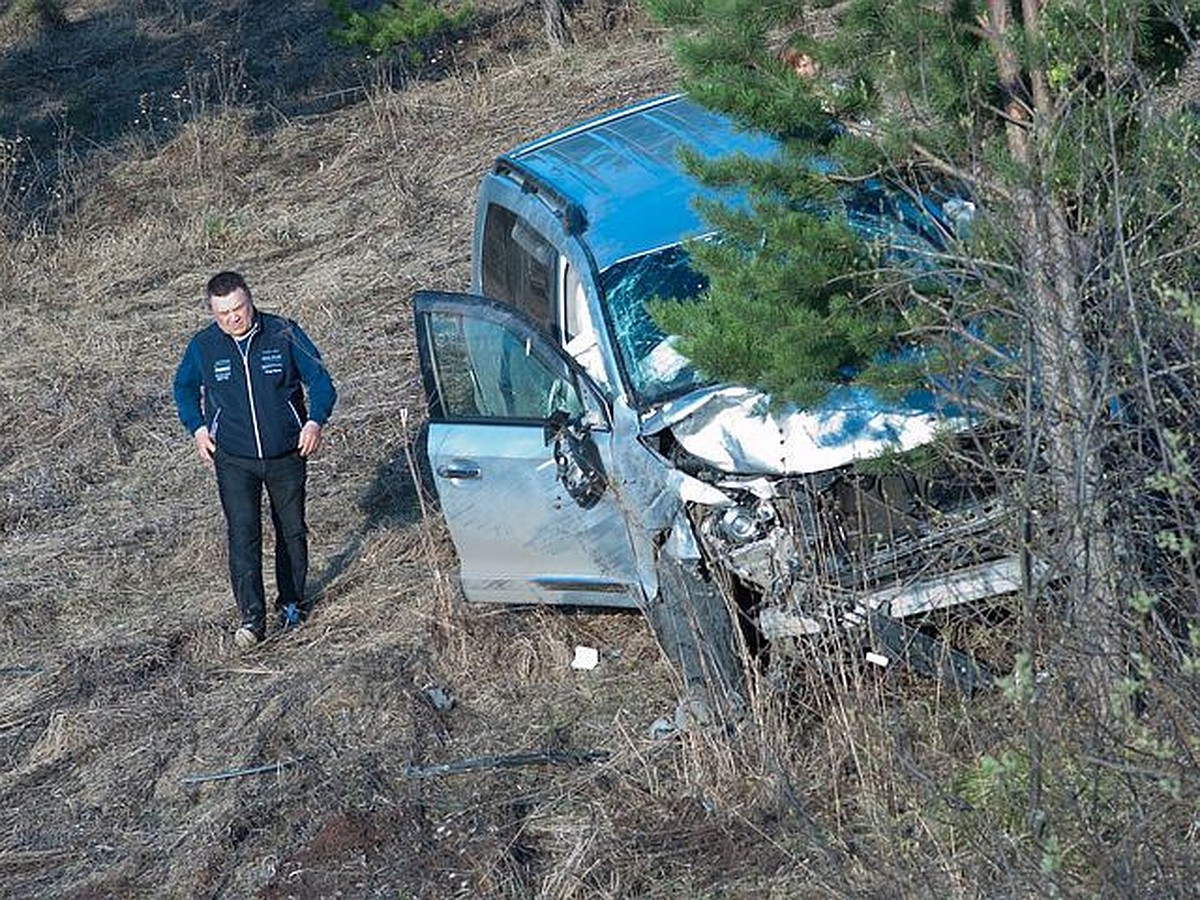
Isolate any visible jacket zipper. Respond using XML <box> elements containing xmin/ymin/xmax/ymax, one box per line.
<box><xmin>235</xmin><ymin>329</ymin><xmax>264</xmax><ymax>458</ymax></box>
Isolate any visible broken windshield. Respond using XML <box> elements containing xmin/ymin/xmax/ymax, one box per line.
<box><xmin>599</xmin><ymin>243</ymin><xmax>711</xmax><ymax>409</ymax></box>
<box><xmin>597</xmin><ymin>178</ymin><xmax>974</xmax><ymax>411</ymax></box>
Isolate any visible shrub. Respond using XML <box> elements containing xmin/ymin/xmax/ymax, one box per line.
<box><xmin>327</xmin><ymin>0</ymin><xmax>474</xmax><ymax>64</ymax></box>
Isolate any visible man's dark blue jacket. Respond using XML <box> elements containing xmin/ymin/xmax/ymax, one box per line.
<box><xmin>173</xmin><ymin>311</ymin><xmax>336</xmax><ymax>459</ymax></box>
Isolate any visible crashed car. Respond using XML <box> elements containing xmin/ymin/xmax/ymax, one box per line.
<box><xmin>413</xmin><ymin>94</ymin><xmax>1020</xmax><ymax>708</ymax></box>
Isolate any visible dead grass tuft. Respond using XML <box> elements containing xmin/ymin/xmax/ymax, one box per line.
<box><xmin>0</xmin><ymin>0</ymin><xmax>66</xmax><ymax>43</ymax></box>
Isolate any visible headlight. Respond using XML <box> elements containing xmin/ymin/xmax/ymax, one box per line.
<box><xmin>717</xmin><ymin>505</ymin><xmax>761</xmax><ymax>543</ymax></box>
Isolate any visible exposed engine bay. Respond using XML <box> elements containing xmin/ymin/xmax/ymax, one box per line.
<box><xmin>660</xmin><ymin>424</ymin><xmax>1023</xmax><ymax>640</ymax></box>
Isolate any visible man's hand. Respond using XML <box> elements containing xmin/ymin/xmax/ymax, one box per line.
<box><xmin>193</xmin><ymin>426</ymin><xmax>216</xmax><ymax>465</ymax></box>
<box><xmin>298</xmin><ymin>421</ymin><xmax>323</xmax><ymax>457</ymax></box>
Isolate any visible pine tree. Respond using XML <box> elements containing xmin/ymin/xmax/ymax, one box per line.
<box><xmin>643</xmin><ymin>0</ymin><xmax>1200</xmax><ymax>702</ymax></box>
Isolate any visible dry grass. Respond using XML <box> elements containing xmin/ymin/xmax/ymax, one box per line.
<box><xmin>2</xmin><ymin>1</ymin><xmax>1198</xmax><ymax>898</ymax></box>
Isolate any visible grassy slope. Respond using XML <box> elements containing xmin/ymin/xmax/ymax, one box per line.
<box><xmin>2</xmin><ymin>2</ymin><xmax>1197</xmax><ymax>899</ymax></box>
<box><xmin>0</xmin><ymin>3</ymin><xmax>717</xmax><ymax>897</ymax></box>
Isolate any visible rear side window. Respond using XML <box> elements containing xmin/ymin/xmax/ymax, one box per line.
<box><xmin>480</xmin><ymin>204</ymin><xmax>554</xmax><ymax>334</ymax></box>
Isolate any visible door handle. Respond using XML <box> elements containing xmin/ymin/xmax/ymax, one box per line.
<box><xmin>437</xmin><ymin>461</ymin><xmax>482</xmax><ymax>480</ymax></box>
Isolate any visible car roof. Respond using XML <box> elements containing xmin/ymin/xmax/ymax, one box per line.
<box><xmin>498</xmin><ymin>94</ymin><xmax>780</xmax><ymax>272</ymax></box>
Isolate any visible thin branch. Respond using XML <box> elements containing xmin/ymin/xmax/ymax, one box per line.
<box><xmin>180</xmin><ymin>757</ymin><xmax>304</xmax><ymax>785</ymax></box>
<box><xmin>909</xmin><ymin>140</ymin><xmax>1017</xmax><ymax>204</ymax></box>
<box><xmin>405</xmin><ymin>749</ymin><xmax>611</xmax><ymax>779</ymax></box>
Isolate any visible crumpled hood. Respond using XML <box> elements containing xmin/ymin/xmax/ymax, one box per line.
<box><xmin>642</xmin><ymin>384</ymin><xmax>958</xmax><ymax>475</ymax></box>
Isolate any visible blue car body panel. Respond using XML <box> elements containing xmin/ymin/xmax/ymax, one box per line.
<box><xmin>499</xmin><ymin>94</ymin><xmax>778</xmax><ymax>271</ymax></box>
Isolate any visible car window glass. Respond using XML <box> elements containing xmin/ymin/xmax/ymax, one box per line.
<box><xmin>480</xmin><ymin>204</ymin><xmax>555</xmax><ymax>334</ymax></box>
<box><xmin>427</xmin><ymin>310</ymin><xmax>583</xmax><ymax>421</ymax></box>
<box><xmin>600</xmin><ymin>244</ymin><xmax>711</xmax><ymax>407</ymax></box>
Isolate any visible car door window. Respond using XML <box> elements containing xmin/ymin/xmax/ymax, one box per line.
<box><xmin>426</xmin><ymin>309</ymin><xmax>583</xmax><ymax>421</ymax></box>
<box><xmin>480</xmin><ymin>203</ymin><xmax>612</xmax><ymax>390</ymax></box>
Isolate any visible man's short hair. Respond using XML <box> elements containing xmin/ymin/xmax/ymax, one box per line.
<box><xmin>206</xmin><ymin>271</ymin><xmax>251</xmax><ymax>301</ymax></box>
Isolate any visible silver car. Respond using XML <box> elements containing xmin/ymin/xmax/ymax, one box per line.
<box><xmin>413</xmin><ymin>95</ymin><xmax>1019</xmax><ymax>710</ymax></box>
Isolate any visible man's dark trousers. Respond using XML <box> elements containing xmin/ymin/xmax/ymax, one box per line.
<box><xmin>215</xmin><ymin>448</ymin><xmax>308</xmax><ymax>636</ymax></box>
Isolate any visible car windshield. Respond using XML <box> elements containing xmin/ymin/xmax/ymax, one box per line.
<box><xmin>597</xmin><ymin>180</ymin><xmax>974</xmax><ymax>410</ymax></box>
<box><xmin>599</xmin><ymin>244</ymin><xmax>711</xmax><ymax>409</ymax></box>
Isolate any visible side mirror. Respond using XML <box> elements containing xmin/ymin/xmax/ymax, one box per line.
<box><xmin>544</xmin><ymin>410</ymin><xmax>607</xmax><ymax>509</ymax></box>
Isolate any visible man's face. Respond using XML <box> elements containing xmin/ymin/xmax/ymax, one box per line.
<box><xmin>210</xmin><ymin>288</ymin><xmax>254</xmax><ymax>337</ymax></box>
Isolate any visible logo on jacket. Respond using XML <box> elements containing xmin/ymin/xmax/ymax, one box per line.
<box><xmin>213</xmin><ymin>359</ymin><xmax>232</xmax><ymax>382</ymax></box>
<box><xmin>261</xmin><ymin>348</ymin><xmax>284</xmax><ymax>376</ymax></box>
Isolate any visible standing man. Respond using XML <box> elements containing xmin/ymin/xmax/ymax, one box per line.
<box><xmin>173</xmin><ymin>271</ymin><xmax>337</xmax><ymax>649</ymax></box>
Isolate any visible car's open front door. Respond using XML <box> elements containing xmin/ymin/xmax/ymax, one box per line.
<box><xmin>413</xmin><ymin>291</ymin><xmax>642</xmax><ymax>607</ymax></box>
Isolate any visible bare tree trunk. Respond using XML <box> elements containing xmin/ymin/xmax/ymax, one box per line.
<box><xmin>987</xmin><ymin>0</ymin><xmax>1124</xmax><ymax>700</ymax></box>
<box><xmin>982</xmin><ymin>0</ymin><xmax>1130</xmax><ymax>850</ymax></box>
<box><xmin>543</xmin><ymin>0</ymin><xmax>572</xmax><ymax>51</ymax></box>
<box><xmin>1022</xmin><ymin>195</ymin><xmax>1122</xmax><ymax>643</ymax></box>
<box><xmin>984</xmin><ymin>0</ymin><xmax>1121</xmax><ymax>635</ymax></box>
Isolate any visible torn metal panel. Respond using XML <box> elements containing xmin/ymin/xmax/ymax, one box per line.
<box><xmin>604</xmin><ymin>398</ymin><xmax>746</xmax><ymax>603</ymax></box>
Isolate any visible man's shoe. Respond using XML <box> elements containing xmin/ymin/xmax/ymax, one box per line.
<box><xmin>234</xmin><ymin>624</ymin><xmax>261</xmax><ymax>649</ymax></box>
<box><xmin>278</xmin><ymin>602</ymin><xmax>304</xmax><ymax>630</ymax></box>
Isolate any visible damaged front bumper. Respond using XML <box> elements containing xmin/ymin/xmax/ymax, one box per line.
<box><xmin>667</xmin><ymin>425</ymin><xmax>1023</xmax><ymax>641</ymax></box>
<box><xmin>758</xmin><ymin>556</ymin><xmax>1024</xmax><ymax>638</ymax></box>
